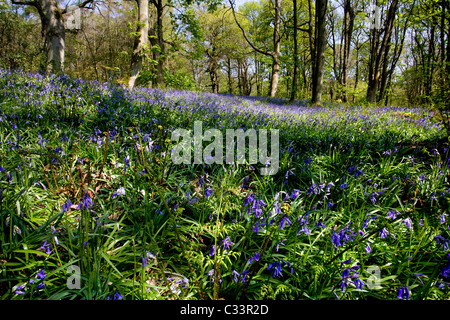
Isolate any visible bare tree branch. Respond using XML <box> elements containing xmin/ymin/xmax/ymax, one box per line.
<box><xmin>11</xmin><ymin>0</ymin><xmax>37</xmax><ymax>6</ymax></box>
<box><xmin>228</xmin><ymin>0</ymin><xmax>274</xmax><ymax>58</ymax></box>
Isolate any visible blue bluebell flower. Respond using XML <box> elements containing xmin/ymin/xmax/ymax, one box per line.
<box><xmin>221</xmin><ymin>237</ymin><xmax>234</xmax><ymax>250</ymax></box>
<box><xmin>397</xmin><ymin>285</ymin><xmax>410</xmax><ymax>300</ymax></box>
<box><xmin>267</xmin><ymin>260</ymin><xmax>292</xmax><ymax>278</ymax></box>
<box><xmin>231</xmin><ymin>270</ymin><xmax>240</xmax><ymax>283</ymax></box>
<box><xmin>248</xmin><ymin>252</ymin><xmax>260</xmax><ymax>264</ymax></box>
<box><xmin>379</xmin><ymin>228</ymin><xmax>389</xmax><ymax>239</ymax></box>
<box><xmin>208</xmin><ymin>245</ymin><xmax>215</xmax><ymax>257</ymax></box>
<box><xmin>279</xmin><ymin>216</ymin><xmax>292</xmax><ymax>230</ymax></box>
<box><xmin>403</xmin><ymin>218</ymin><xmax>412</xmax><ymax>229</ymax></box>
<box><xmin>77</xmin><ymin>192</ymin><xmax>93</xmax><ymax>210</ymax></box>
<box><xmin>62</xmin><ymin>199</ymin><xmax>72</xmax><ymax>212</ymax></box>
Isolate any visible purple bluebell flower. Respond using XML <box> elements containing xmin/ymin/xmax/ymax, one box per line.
<box><xmin>207</xmin><ymin>269</ymin><xmax>221</xmax><ymax>283</ymax></box>
<box><xmin>62</xmin><ymin>199</ymin><xmax>72</xmax><ymax>212</ymax></box>
<box><xmin>221</xmin><ymin>237</ymin><xmax>234</xmax><ymax>250</ymax></box>
<box><xmin>365</xmin><ymin>243</ymin><xmax>371</xmax><ymax>254</ymax></box>
<box><xmin>331</xmin><ymin>225</ymin><xmax>357</xmax><ymax>250</ymax></box>
<box><xmin>231</xmin><ymin>270</ymin><xmax>240</xmax><ymax>283</ymax></box>
<box><xmin>15</xmin><ymin>284</ymin><xmax>26</xmax><ymax>295</ymax></box>
<box><xmin>397</xmin><ymin>285</ymin><xmax>410</xmax><ymax>300</ymax></box>
<box><xmin>107</xmin><ymin>292</ymin><xmax>123</xmax><ymax>300</ymax></box>
<box><xmin>240</xmin><ymin>269</ymin><xmax>250</xmax><ymax>284</ymax></box>
<box><xmin>380</xmin><ymin>228</ymin><xmax>389</xmax><ymax>239</ymax></box>
<box><xmin>441</xmin><ymin>253</ymin><xmax>450</xmax><ymax>278</ymax></box>
<box><xmin>205</xmin><ymin>187</ymin><xmax>213</xmax><ymax>198</ymax></box>
<box><xmin>387</xmin><ymin>210</ymin><xmax>398</xmax><ymax>219</ymax></box>
<box><xmin>290</xmin><ymin>189</ymin><xmax>300</xmax><ymax>199</ymax></box>
<box><xmin>267</xmin><ymin>260</ymin><xmax>292</xmax><ymax>278</ymax></box>
<box><xmin>403</xmin><ymin>218</ymin><xmax>412</xmax><ymax>229</ymax></box>
<box><xmin>248</xmin><ymin>252</ymin><xmax>260</xmax><ymax>264</ymax></box>
<box><xmin>37</xmin><ymin>269</ymin><xmax>46</xmax><ymax>280</ymax></box>
<box><xmin>209</xmin><ymin>245</ymin><xmax>215</xmax><ymax>257</ymax></box>
<box><xmin>340</xmin><ymin>260</ymin><xmax>363</xmax><ymax>292</ymax></box>
<box><xmin>279</xmin><ymin>216</ymin><xmax>292</xmax><ymax>230</ymax></box>
<box><xmin>434</xmin><ymin>235</ymin><xmax>450</xmax><ymax>251</ymax></box>
<box><xmin>77</xmin><ymin>192</ymin><xmax>93</xmax><ymax>210</ymax></box>
<box><xmin>111</xmin><ymin>186</ymin><xmax>125</xmax><ymax>199</ymax></box>
<box><xmin>315</xmin><ymin>220</ymin><xmax>326</xmax><ymax>228</ymax></box>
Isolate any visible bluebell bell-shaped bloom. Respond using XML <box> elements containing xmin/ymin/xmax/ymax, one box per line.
<box><xmin>221</xmin><ymin>236</ymin><xmax>234</xmax><ymax>250</ymax></box>
<box><xmin>209</xmin><ymin>245</ymin><xmax>215</xmax><ymax>257</ymax></box>
<box><xmin>77</xmin><ymin>192</ymin><xmax>93</xmax><ymax>210</ymax></box>
<box><xmin>403</xmin><ymin>218</ymin><xmax>412</xmax><ymax>229</ymax></box>
<box><xmin>62</xmin><ymin>199</ymin><xmax>72</xmax><ymax>212</ymax></box>
<box><xmin>279</xmin><ymin>216</ymin><xmax>292</xmax><ymax>230</ymax></box>
<box><xmin>397</xmin><ymin>285</ymin><xmax>410</xmax><ymax>300</ymax></box>
<box><xmin>231</xmin><ymin>270</ymin><xmax>240</xmax><ymax>283</ymax></box>
<box><xmin>380</xmin><ymin>227</ymin><xmax>389</xmax><ymax>239</ymax></box>
<box><xmin>248</xmin><ymin>252</ymin><xmax>260</xmax><ymax>264</ymax></box>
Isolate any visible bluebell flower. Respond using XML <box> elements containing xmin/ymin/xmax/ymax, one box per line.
<box><xmin>240</xmin><ymin>270</ymin><xmax>250</xmax><ymax>284</ymax></box>
<box><xmin>365</xmin><ymin>243</ymin><xmax>371</xmax><ymax>254</ymax></box>
<box><xmin>397</xmin><ymin>285</ymin><xmax>410</xmax><ymax>300</ymax></box>
<box><xmin>77</xmin><ymin>192</ymin><xmax>93</xmax><ymax>210</ymax></box>
<box><xmin>403</xmin><ymin>218</ymin><xmax>412</xmax><ymax>229</ymax></box>
<box><xmin>340</xmin><ymin>182</ymin><xmax>348</xmax><ymax>189</ymax></box>
<box><xmin>331</xmin><ymin>225</ymin><xmax>357</xmax><ymax>250</ymax></box>
<box><xmin>279</xmin><ymin>216</ymin><xmax>292</xmax><ymax>230</ymax></box>
<box><xmin>252</xmin><ymin>219</ymin><xmax>266</xmax><ymax>234</ymax></box>
<box><xmin>248</xmin><ymin>252</ymin><xmax>260</xmax><ymax>264</ymax></box>
<box><xmin>62</xmin><ymin>199</ymin><xmax>72</xmax><ymax>212</ymax></box>
<box><xmin>208</xmin><ymin>245</ymin><xmax>215</xmax><ymax>257</ymax></box>
<box><xmin>231</xmin><ymin>270</ymin><xmax>240</xmax><ymax>283</ymax></box>
<box><xmin>441</xmin><ymin>253</ymin><xmax>450</xmax><ymax>278</ymax></box>
<box><xmin>380</xmin><ymin>228</ymin><xmax>389</xmax><ymax>239</ymax></box>
<box><xmin>439</xmin><ymin>213</ymin><xmax>448</xmax><ymax>225</ymax></box>
<box><xmin>387</xmin><ymin>210</ymin><xmax>398</xmax><ymax>219</ymax></box>
<box><xmin>315</xmin><ymin>220</ymin><xmax>326</xmax><ymax>228</ymax></box>
<box><xmin>221</xmin><ymin>237</ymin><xmax>234</xmax><ymax>250</ymax></box>
<box><xmin>434</xmin><ymin>235</ymin><xmax>450</xmax><ymax>251</ymax></box>
<box><xmin>205</xmin><ymin>187</ymin><xmax>213</xmax><ymax>198</ymax></box>
<box><xmin>15</xmin><ymin>284</ymin><xmax>26</xmax><ymax>295</ymax></box>
<box><xmin>207</xmin><ymin>269</ymin><xmax>221</xmax><ymax>283</ymax></box>
<box><xmin>340</xmin><ymin>260</ymin><xmax>363</xmax><ymax>292</ymax></box>
<box><xmin>107</xmin><ymin>292</ymin><xmax>123</xmax><ymax>300</ymax></box>
<box><xmin>267</xmin><ymin>260</ymin><xmax>292</xmax><ymax>278</ymax></box>
<box><xmin>111</xmin><ymin>186</ymin><xmax>125</xmax><ymax>199</ymax></box>
<box><xmin>290</xmin><ymin>189</ymin><xmax>300</xmax><ymax>199</ymax></box>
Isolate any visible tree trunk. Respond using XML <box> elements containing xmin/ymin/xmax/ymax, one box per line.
<box><xmin>151</xmin><ymin>0</ymin><xmax>165</xmax><ymax>87</ymax></box>
<box><xmin>290</xmin><ymin>0</ymin><xmax>298</xmax><ymax>102</ymax></box>
<box><xmin>227</xmin><ymin>58</ymin><xmax>233</xmax><ymax>94</ymax></box>
<box><xmin>39</xmin><ymin>0</ymin><xmax>65</xmax><ymax>74</ymax></box>
<box><xmin>13</xmin><ymin>0</ymin><xmax>66</xmax><ymax>74</ymax></box>
<box><xmin>340</xmin><ymin>0</ymin><xmax>355</xmax><ymax>102</ymax></box>
<box><xmin>366</xmin><ymin>0</ymin><xmax>399</xmax><ymax>103</ymax></box>
<box><xmin>311</xmin><ymin>0</ymin><xmax>328</xmax><ymax>106</ymax></box>
<box><xmin>207</xmin><ymin>48</ymin><xmax>219</xmax><ymax>94</ymax></box>
<box><xmin>128</xmin><ymin>0</ymin><xmax>149</xmax><ymax>89</ymax></box>
<box><xmin>268</xmin><ymin>0</ymin><xmax>281</xmax><ymax>97</ymax></box>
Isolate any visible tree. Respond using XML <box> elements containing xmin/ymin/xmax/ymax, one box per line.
<box><xmin>310</xmin><ymin>0</ymin><xmax>328</xmax><ymax>105</ymax></box>
<box><xmin>11</xmin><ymin>0</ymin><xmax>94</xmax><ymax>74</ymax></box>
<box><xmin>128</xmin><ymin>0</ymin><xmax>149</xmax><ymax>89</ymax></box>
<box><xmin>366</xmin><ymin>0</ymin><xmax>399</xmax><ymax>103</ymax></box>
<box><xmin>229</xmin><ymin>0</ymin><xmax>281</xmax><ymax>97</ymax></box>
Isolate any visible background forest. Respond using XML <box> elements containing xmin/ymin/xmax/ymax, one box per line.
<box><xmin>1</xmin><ymin>0</ymin><xmax>448</xmax><ymax>107</ymax></box>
